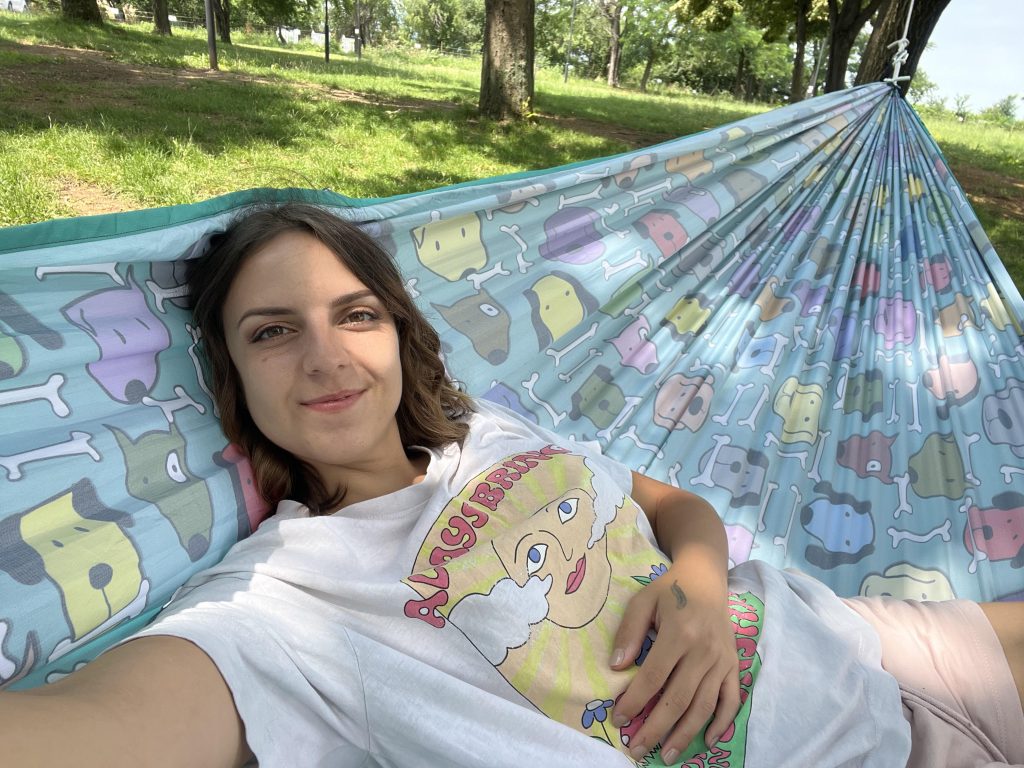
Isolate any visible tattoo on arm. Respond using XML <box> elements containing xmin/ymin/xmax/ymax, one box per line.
<box><xmin>671</xmin><ymin>580</ymin><xmax>687</xmax><ymax>609</ymax></box>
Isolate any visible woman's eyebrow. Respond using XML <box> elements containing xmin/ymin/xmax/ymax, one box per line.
<box><xmin>236</xmin><ymin>289</ymin><xmax>376</xmax><ymax>329</ymax></box>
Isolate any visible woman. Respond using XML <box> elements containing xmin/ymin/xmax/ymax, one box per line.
<box><xmin>2</xmin><ymin>203</ymin><xmax>1022</xmax><ymax>768</ymax></box>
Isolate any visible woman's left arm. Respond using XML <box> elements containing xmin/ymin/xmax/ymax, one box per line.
<box><xmin>610</xmin><ymin>472</ymin><xmax>739</xmax><ymax>763</ymax></box>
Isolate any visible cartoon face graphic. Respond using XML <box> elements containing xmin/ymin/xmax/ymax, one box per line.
<box><xmin>908</xmin><ymin>433</ymin><xmax>969</xmax><ymax>500</ymax></box>
<box><xmin>61</xmin><ymin>271</ymin><xmax>170</xmax><ymax>403</ymax></box>
<box><xmin>836</xmin><ymin>431</ymin><xmax>897</xmax><ymax>484</ymax></box>
<box><xmin>569</xmin><ymin>366</ymin><xmax>625</xmax><ymax>431</ymax></box>
<box><xmin>860</xmin><ymin>563</ymin><xmax>955</xmax><ymax>601</ymax></box>
<box><xmin>852</xmin><ymin>260</ymin><xmax>881</xmax><ymax>300</ymax></box>
<box><xmin>719</xmin><ymin>168</ymin><xmax>767</xmax><ymax>207</ymax></box>
<box><xmin>0</xmin><ymin>479</ymin><xmax>147</xmax><ymax>645</ymax></box>
<box><xmin>538</xmin><ymin>207</ymin><xmax>604</xmax><ymax>265</ymax></box>
<box><xmin>661</xmin><ymin>295</ymin><xmax>711</xmax><ymax>339</ymax></box>
<box><xmin>773</xmin><ymin>377</ymin><xmax>824</xmax><ymax>444</ymax></box>
<box><xmin>801</xmin><ymin>484</ymin><xmax>874</xmax><ymax>570</ymax></box>
<box><xmin>922</xmin><ymin>353</ymin><xmax>980</xmax><ymax>415</ymax></box>
<box><xmin>842</xmin><ymin>369</ymin><xmax>884</xmax><ymax>421</ymax></box>
<box><xmin>982</xmin><ymin>379</ymin><xmax>1024</xmax><ymax>458</ymax></box>
<box><xmin>754</xmin><ymin>277</ymin><xmax>792</xmax><ymax>322</ymax></box>
<box><xmin>607</xmin><ymin>316</ymin><xmax>658</xmax><ymax>374</ymax></box>
<box><xmin>791</xmin><ymin>279</ymin><xmax>828</xmax><ymax>318</ymax></box>
<box><xmin>111</xmin><ymin>423</ymin><xmax>214</xmax><ymax>562</ymax></box>
<box><xmin>525</xmin><ymin>271</ymin><xmax>598</xmax><ymax>349</ymax></box>
<box><xmin>873</xmin><ymin>294</ymin><xmax>917</xmax><ymax>349</ymax></box>
<box><xmin>664</xmin><ymin>149</ymin><xmax>713</xmax><ymax>182</ymax></box>
<box><xmin>214</xmin><ymin>442</ymin><xmax>273</xmax><ymax>535</ymax></box>
<box><xmin>411</xmin><ymin>212</ymin><xmax>488</xmax><ymax>282</ymax></box>
<box><xmin>696</xmin><ymin>442</ymin><xmax>769</xmax><ymax>508</ymax></box>
<box><xmin>936</xmin><ymin>293</ymin><xmax>978</xmax><ymax>337</ymax></box>
<box><xmin>634</xmin><ymin>210</ymin><xmax>688</xmax><ymax>261</ymax></box>
<box><xmin>481</xmin><ymin>382</ymin><xmax>537</xmax><ymax>423</ymax></box>
<box><xmin>726</xmin><ymin>524</ymin><xmax>755</xmax><ymax>568</ymax></box>
<box><xmin>920</xmin><ymin>256</ymin><xmax>952</xmax><ymax>294</ymax></box>
<box><xmin>963</xmin><ymin>493</ymin><xmax>1024</xmax><ymax>569</ymax></box>
<box><xmin>492</xmin><ymin>490</ymin><xmax>613</xmax><ymax>629</ymax></box>
<box><xmin>432</xmin><ymin>288</ymin><xmax>510</xmax><ymax>365</ymax></box>
<box><xmin>654</xmin><ymin>373</ymin><xmax>713</xmax><ymax>432</ymax></box>
<box><xmin>664</xmin><ymin>184</ymin><xmax>721</xmax><ymax>226</ymax></box>
<box><xmin>0</xmin><ymin>289</ymin><xmax>63</xmax><ymax>379</ymax></box>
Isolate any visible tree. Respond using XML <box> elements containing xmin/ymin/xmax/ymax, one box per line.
<box><xmin>600</xmin><ymin>0</ymin><xmax>624</xmax><ymax>87</ymax></box>
<box><xmin>212</xmin><ymin>0</ymin><xmax>231</xmax><ymax>44</ymax></box>
<box><xmin>854</xmin><ymin>0</ymin><xmax>951</xmax><ymax>94</ymax></box>
<box><xmin>536</xmin><ymin>0</ymin><xmax>608</xmax><ymax>79</ymax></box>
<box><xmin>479</xmin><ymin>0</ymin><xmax>535</xmax><ymax>119</ymax></box>
<box><xmin>405</xmin><ymin>0</ymin><xmax>484</xmax><ymax>51</ymax></box>
<box><xmin>62</xmin><ymin>0</ymin><xmax>104</xmax><ymax>23</ymax></box>
<box><xmin>154</xmin><ymin>0</ymin><xmax>173</xmax><ymax>34</ymax></box>
<box><xmin>823</xmin><ymin>0</ymin><xmax>886</xmax><ymax>92</ymax></box>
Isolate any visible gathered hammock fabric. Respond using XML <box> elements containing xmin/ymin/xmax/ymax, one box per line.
<box><xmin>2</xmin><ymin>81</ymin><xmax>1023</xmax><ymax>690</ymax></box>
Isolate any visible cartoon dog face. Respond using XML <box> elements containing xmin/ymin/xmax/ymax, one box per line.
<box><xmin>982</xmin><ymin>379</ymin><xmax>1024</xmax><ymax>458</ymax></box>
<box><xmin>61</xmin><ymin>270</ymin><xmax>171</xmax><ymax>403</ymax></box>
<box><xmin>525</xmin><ymin>271</ymin><xmax>598</xmax><ymax>349</ymax></box>
<box><xmin>836</xmin><ymin>431</ymin><xmax>896</xmax><ymax>484</ymax></box>
<box><xmin>754</xmin><ymin>277</ymin><xmax>792</xmax><ymax>322</ymax></box>
<box><xmin>481</xmin><ymin>382</ymin><xmax>537</xmax><ymax>424</ymax></box>
<box><xmin>726</xmin><ymin>524</ymin><xmax>755</xmax><ymax>568</ymax></box>
<box><xmin>654</xmin><ymin>373</ymin><xmax>713</xmax><ymax>432</ymax></box>
<box><xmin>538</xmin><ymin>207</ymin><xmax>604</xmax><ymax>265</ymax></box>
<box><xmin>661</xmin><ymin>295</ymin><xmax>711</xmax><ymax>339</ymax></box>
<box><xmin>433</xmin><ymin>288</ymin><xmax>510</xmax><ymax>365</ymax></box>
<box><xmin>608</xmin><ymin>316</ymin><xmax>658</xmax><ymax>374</ymax></box>
<box><xmin>908</xmin><ymin>433</ymin><xmax>969</xmax><ymax>500</ymax></box>
<box><xmin>842</xmin><ymin>369</ymin><xmax>884</xmax><ymax>421</ymax></box>
<box><xmin>873</xmin><ymin>294</ymin><xmax>917</xmax><ymax>349</ymax></box>
<box><xmin>791</xmin><ymin>279</ymin><xmax>828</xmax><ymax>318</ymax></box>
<box><xmin>773</xmin><ymin>377</ymin><xmax>824</xmax><ymax>444</ymax></box>
<box><xmin>936</xmin><ymin>293</ymin><xmax>978</xmax><ymax>337</ymax></box>
<box><xmin>0</xmin><ymin>479</ymin><xmax>146</xmax><ymax>643</ymax></box>
<box><xmin>569</xmin><ymin>366</ymin><xmax>625</xmax><ymax>431</ymax></box>
<box><xmin>664</xmin><ymin>185</ymin><xmax>721</xmax><ymax>226</ymax></box>
<box><xmin>719</xmin><ymin>168</ymin><xmax>768</xmax><ymax>207</ymax></box>
<box><xmin>213</xmin><ymin>443</ymin><xmax>273</xmax><ymax>537</ymax></box>
<box><xmin>920</xmin><ymin>256</ymin><xmax>952</xmax><ymax>294</ymax></box>
<box><xmin>963</xmin><ymin>492</ymin><xmax>1024</xmax><ymax>568</ymax></box>
<box><xmin>664</xmin><ymin>149</ymin><xmax>713</xmax><ymax>182</ymax></box>
<box><xmin>696</xmin><ymin>442</ymin><xmax>769</xmax><ymax>508</ymax></box>
<box><xmin>634</xmin><ymin>210</ymin><xmax>688</xmax><ymax>261</ymax></box>
<box><xmin>111</xmin><ymin>423</ymin><xmax>214</xmax><ymax>562</ymax></box>
<box><xmin>852</xmin><ymin>260</ymin><xmax>881</xmax><ymax>301</ymax></box>
<box><xmin>922</xmin><ymin>353</ymin><xmax>980</xmax><ymax>416</ymax></box>
<box><xmin>412</xmin><ymin>212</ymin><xmax>488</xmax><ymax>281</ymax></box>
<box><xmin>860</xmin><ymin>562</ymin><xmax>955</xmax><ymax>601</ymax></box>
<box><xmin>801</xmin><ymin>483</ymin><xmax>874</xmax><ymax>570</ymax></box>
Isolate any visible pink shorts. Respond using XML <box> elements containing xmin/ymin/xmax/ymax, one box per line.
<box><xmin>843</xmin><ymin>597</ymin><xmax>1024</xmax><ymax>768</ymax></box>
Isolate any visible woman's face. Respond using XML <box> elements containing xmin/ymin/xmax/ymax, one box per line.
<box><xmin>221</xmin><ymin>230</ymin><xmax>405</xmax><ymax>488</ymax></box>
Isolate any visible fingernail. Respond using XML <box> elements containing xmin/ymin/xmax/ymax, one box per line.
<box><xmin>610</xmin><ymin>648</ymin><xmax>624</xmax><ymax>667</ymax></box>
<box><xmin>612</xmin><ymin>713</ymin><xmax>628</xmax><ymax>728</ymax></box>
<box><xmin>629</xmin><ymin>744</ymin><xmax>648</xmax><ymax>760</ymax></box>
<box><xmin>705</xmin><ymin>732</ymin><xmax>720</xmax><ymax>748</ymax></box>
<box><xmin>661</xmin><ymin>747</ymin><xmax>680</xmax><ymax>764</ymax></box>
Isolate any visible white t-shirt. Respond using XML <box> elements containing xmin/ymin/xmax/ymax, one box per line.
<box><xmin>132</xmin><ymin>400</ymin><xmax>911</xmax><ymax>767</ymax></box>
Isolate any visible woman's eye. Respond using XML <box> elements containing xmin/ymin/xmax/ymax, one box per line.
<box><xmin>526</xmin><ymin>543</ymin><xmax>548</xmax><ymax>576</ymax></box>
<box><xmin>558</xmin><ymin>498</ymin><xmax>578</xmax><ymax>524</ymax></box>
<box><xmin>343</xmin><ymin>309</ymin><xmax>379</xmax><ymax>325</ymax></box>
<box><xmin>252</xmin><ymin>325</ymin><xmax>289</xmax><ymax>342</ymax></box>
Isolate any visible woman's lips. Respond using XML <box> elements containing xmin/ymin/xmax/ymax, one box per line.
<box><xmin>301</xmin><ymin>390</ymin><xmax>362</xmax><ymax>412</ymax></box>
<box><xmin>566</xmin><ymin>555</ymin><xmax>586</xmax><ymax>594</ymax></box>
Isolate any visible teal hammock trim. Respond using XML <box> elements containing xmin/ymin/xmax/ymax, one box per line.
<box><xmin>1</xmin><ymin>82</ymin><xmax>1022</xmax><ymax>690</ymax></box>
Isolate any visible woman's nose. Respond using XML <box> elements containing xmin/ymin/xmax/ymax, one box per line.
<box><xmin>302</xmin><ymin>327</ymin><xmax>350</xmax><ymax>373</ymax></box>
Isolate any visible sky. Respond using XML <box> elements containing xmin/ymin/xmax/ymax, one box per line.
<box><xmin>915</xmin><ymin>0</ymin><xmax>1023</xmax><ymax>111</ymax></box>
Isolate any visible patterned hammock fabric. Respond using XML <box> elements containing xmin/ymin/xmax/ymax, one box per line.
<box><xmin>1</xmin><ymin>82</ymin><xmax>1023</xmax><ymax>690</ymax></box>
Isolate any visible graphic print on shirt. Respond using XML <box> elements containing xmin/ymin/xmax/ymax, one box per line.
<box><xmin>402</xmin><ymin>448</ymin><xmax>763</xmax><ymax>767</ymax></box>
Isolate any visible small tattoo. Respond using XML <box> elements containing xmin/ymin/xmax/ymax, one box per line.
<box><xmin>671</xmin><ymin>580</ymin><xmax>687</xmax><ymax>609</ymax></box>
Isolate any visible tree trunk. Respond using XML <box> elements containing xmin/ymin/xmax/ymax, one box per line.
<box><xmin>61</xmin><ymin>0</ymin><xmax>104</xmax><ymax>24</ymax></box>
<box><xmin>153</xmin><ymin>0</ymin><xmax>172</xmax><ymax>35</ymax></box>
<box><xmin>213</xmin><ymin>0</ymin><xmax>231</xmax><ymax>44</ymax></box>
<box><xmin>855</xmin><ymin>0</ymin><xmax>951</xmax><ymax>93</ymax></box>
<box><xmin>605</xmin><ymin>1</ymin><xmax>622</xmax><ymax>88</ymax></box>
<box><xmin>639</xmin><ymin>47</ymin><xmax>656</xmax><ymax>93</ymax></box>
<box><xmin>824</xmin><ymin>0</ymin><xmax>887</xmax><ymax>92</ymax></box>
<box><xmin>479</xmin><ymin>0</ymin><xmax>535</xmax><ymax>119</ymax></box>
<box><xmin>733</xmin><ymin>47</ymin><xmax>747</xmax><ymax>100</ymax></box>
<box><xmin>789</xmin><ymin>0</ymin><xmax>810</xmax><ymax>102</ymax></box>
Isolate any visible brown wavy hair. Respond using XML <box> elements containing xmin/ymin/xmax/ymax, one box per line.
<box><xmin>187</xmin><ymin>202</ymin><xmax>474</xmax><ymax>514</ymax></box>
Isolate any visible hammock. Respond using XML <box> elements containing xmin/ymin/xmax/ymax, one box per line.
<box><xmin>2</xmin><ymin>82</ymin><xmax>1022</xmax><ymax>690</ymax></box>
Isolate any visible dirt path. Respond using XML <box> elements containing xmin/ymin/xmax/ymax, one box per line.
<box><xmin>2</xmin><ymin>41</ymin><xmax>1020</xmax><ymax>221</ymax></box>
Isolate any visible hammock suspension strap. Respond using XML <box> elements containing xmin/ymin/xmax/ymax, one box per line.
<box><xmin>884</xmin><ymin>0</ymin><xmax>916</xmax><ymax>84</ymax></box>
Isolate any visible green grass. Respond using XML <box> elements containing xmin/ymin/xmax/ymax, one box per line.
<box><xmin>0</xmin><ymin>12</ymin><xmax>1020</xmax><ymax>290</ymax></box>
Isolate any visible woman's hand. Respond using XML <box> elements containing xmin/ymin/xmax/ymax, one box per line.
<box><xmin>613</xmin><ymin>472</ymin><xmax>738</xmax><ymax>764</ymax></box>
<box><xmin>609</xmin><ymin>562</ymin><xmax>739</xmax><ymax>763</ymax></box>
